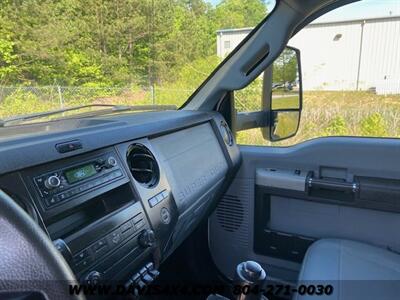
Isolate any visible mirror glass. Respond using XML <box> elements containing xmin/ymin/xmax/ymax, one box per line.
<box><xmin>271</xmin><ymin>48</ymin><xmax>300</xmax><ymax>110</ymax></box>
<box><xmin>270</xmin><ymin>111</ymin><xmax>300</xmax><ymax>141</ymax></box>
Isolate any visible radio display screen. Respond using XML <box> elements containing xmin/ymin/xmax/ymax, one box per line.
<box><xmin>65</xmin><ymin>164</ymin><xmax>97</xmax><ymax>184</ymax></box>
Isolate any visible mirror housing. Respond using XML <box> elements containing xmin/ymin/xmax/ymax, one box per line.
<box><xmin>262</xmin><ymin>46</ymin><xmax>303</xmax><ymax>141</ymax></box>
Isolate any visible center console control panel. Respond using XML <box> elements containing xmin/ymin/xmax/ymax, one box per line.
<box><xmin>23</xmin><ymin>147</ymin><xmax>155</xmax><ymax>282</ymax></box>
<box><xmin>33</xmin><ymin>152</ymin><xmax>122</xmax><ymax>208</ymax></box>
<box><xmin>72</xmin><ymin>213</ymin><xmax>145</xmax><ymax>273</ymax></box>
<box><xmin>55</xmin><ymin>203</ymin><xmax>153</xmax><ymax>282</ymax></box>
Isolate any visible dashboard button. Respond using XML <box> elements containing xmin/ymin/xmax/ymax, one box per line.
<box><xmin>55</xmin><ymin>140</ymin><xmax>82</xmax><ymax>153</ymax></box>
<box><xmin>139</xmin><ymin>267</ymin><xmax>147</xmax><ymax>276</ymax></box>
<box><xmin>148</xmin><ymin>197</ymin><xmax>158</xmax><ymax>207</ymax></box>
<box><xmin>133</xmin><ymin>214</ymin><xmax>142</xmax><ymax>223</ymax></box>
<box><xmin>149</xmin><ymin>269</ymin><xmax>160</xmax><ymax>278</ymax></box>
<box><xmin>92</xmin><ymin>238</ymin><xmax>108</xmax><ymax>256</ymax></box>
<box><xmin>120</xmin><ymin>220</ymin><xmax>133</xmax><ymax>233</ymax></box>
<box><xmin>134</xmin><ymin>220</ymin><xmax>145</xmax><ymax>230</ymax></box>
<box><xmin>75</xmin><ymin>258</ymin><xmax>91</xmax><ymax>271</ymax></box>
<box><xmin>155</xmin><ymin>193</ymin><xmax>164</xmax><ymax>203</ymax></box>
<box><xmin>142</xmin><ymin>274</ymin><xmax>153</xmax><ymax>284</ymax></box>
<box><xmin>120</xmin><ymin>221</ymin><xmax>134</xmax><ymax>238</ymax></box>
<box><xmin>107</xmin><ymin>229</ymin><xmax>122</xmax><ymax>247</ymax></box>
<box><xmin>35</xmin><ymin>177</ymin><xmax>44</xmax><ymax>185</ymax></box>
<box><xmin>48</xmin><ymin>197</ymin><xmax>57</xmax><ymax>206</ymax></box>
<box><xmin>161</xmin><ymin>190</ymin><xmax>169</xmax><ymax>199</ymax></box>
<box><xmin>131</xmin><ymin>273</ymin><xmax>141</xmax><ymax>283</ymax></box>
<box><xmin>145</xmin><ymin>262</ymin><xmax>154</xmax><ymax>271</ymax></box>
<box><xmin>160</xmin><ymin>207</ymin><xmax>171</xmax><ymax>225</ymax></box>
<box><xmin>74</xmin><ymin>249</ymin><xmax>91</xmax><ymax>264</ymax></box>
<box><xmin>136</xmin><ymin>280</ymin><xmax>146</xmax><ymax>290</ymax></box>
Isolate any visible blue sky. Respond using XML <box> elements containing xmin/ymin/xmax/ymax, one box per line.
<box><xmin>207</xmin><ymin>0</ymin><xmax>400</xmax><ymax>22</ymax></box>
<box><xmin>319</xmin><ymin>0</ymin><xmax>400</xmax><ymax>22</ymax></box>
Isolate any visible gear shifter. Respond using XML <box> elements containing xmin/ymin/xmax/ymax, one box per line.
<box><xmin>233</xmin><ymin>261</ymin><xmax>268</xmax><ymax>300</ymax></box>
<box><xmin>207</xmin><ymin>261</ymin><xmax>268</xmax><ymax>300</ymax></box>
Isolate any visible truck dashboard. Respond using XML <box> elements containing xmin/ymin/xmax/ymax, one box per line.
<box><xmin>0</xmin><ymin>110</ymin><xmax>240</xmax><ymax>285</ymax></box>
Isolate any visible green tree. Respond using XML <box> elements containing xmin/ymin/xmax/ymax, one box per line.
<box><xmin>273</xmin><ymin>49</ymin><xmax>298</xmax><ymax>84</ymax></box>
<box><xmin>0</xmin><ymin>37</ymin><xmax>18</xmax><ymax>83</ymax></box>
<box><xmin>0</xmin><ymin>0</ymin><xmax>268</xmax><ymax>87</ymax></box>
<box><xmin>215</xmin><ymin>0</ymin><xmax>267</xmax><ymax>29</ymax></box>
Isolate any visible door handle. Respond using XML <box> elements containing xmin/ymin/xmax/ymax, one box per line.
<box><xmin>307</xmin><ymin>177</ymin><xmax>359</xmax><ymax>193</ymax></box>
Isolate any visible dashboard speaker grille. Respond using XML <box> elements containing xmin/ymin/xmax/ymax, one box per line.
<box><xmin>216</xmin><ymin>194</ymin><xmax>243</xmax><ymax>232</ymax></box>
<box><xmin>127</xmin><ymin>144</ymin><xmax>159</xmax><ymax>188</ymax></box>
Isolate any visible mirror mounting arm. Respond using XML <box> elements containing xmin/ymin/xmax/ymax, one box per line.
<box><xmin>261</xmin><ymin>64</ymin><xmax>273</xmax><ymax>139</ymax></box>
<box><xmin>236</xmin><ymin>111</ymin><xmax>269</xmax><ymax>132</ymax></box>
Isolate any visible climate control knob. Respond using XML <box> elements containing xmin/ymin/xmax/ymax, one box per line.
<box><xmin>84</xmin><ymin>271</ymin><xmax>102</xmax><ymax>286</ymax></box>
<box><xmin>138</xmin><ymin>229</ymin><xmax>156</xmax><ymax>248</ymax></box>
<box><xmin>44</xmin><ymin>175</ymin><xmax>61</xmax><ymax>189</ymax></box>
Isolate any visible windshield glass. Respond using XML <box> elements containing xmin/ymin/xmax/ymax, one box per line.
<box><xmin>0</xmin><ymin>0</ymin><xmax>275</xmax><ymax>123</ymax></box>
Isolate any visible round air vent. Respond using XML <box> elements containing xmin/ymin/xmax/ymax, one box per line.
<box><xmin>127</xmin><ymin>144</ymin><xmax>159</xmax><ymax>188</ymax></box>
<box><xmin>220</xmin><ymin>121</ymin><xmax>233</xmax><ymax>146</ymax></box>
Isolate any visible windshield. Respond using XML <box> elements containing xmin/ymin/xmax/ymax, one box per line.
<box><xmin>0</xmin><ymin>0</ymin><xmax>274</xmax><ymax>123</ymax></box>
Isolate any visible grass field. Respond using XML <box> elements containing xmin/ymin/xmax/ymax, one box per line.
<box><xmin>237</xmin><ymin>91</ymin><xmax>400</xmax><ymax>146</ymax></box>
<box><xmin>1</xmin><ymin>88</ymin><xmax>399</xmax><ymax>147</ymax></box>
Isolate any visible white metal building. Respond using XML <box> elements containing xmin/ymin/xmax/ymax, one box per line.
<box><xmin>217</xmin><ymin>16</ymin><xmax>400</xmax><ymax>94</ymax></box>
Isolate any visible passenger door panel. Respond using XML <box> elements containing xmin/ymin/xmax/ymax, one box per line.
<box><xmin>209</xmin><ymin>137</ymin><xmax>400</xmax><ymax>281</ymax></box>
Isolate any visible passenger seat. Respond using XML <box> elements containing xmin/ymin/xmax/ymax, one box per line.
<box><xmin>296</xmin><ymin>239</ymin><xmax>400</xmax><ymax>300</ymax></box>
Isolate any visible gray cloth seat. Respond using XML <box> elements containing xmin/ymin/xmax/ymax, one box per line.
<box><xmin>295</xmin><ymin>239</ymin><xmax>400</xmax><ymax>300</ymax></box>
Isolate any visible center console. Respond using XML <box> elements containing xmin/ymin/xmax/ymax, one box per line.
<box><xmin>16</xmin><ymin>117</ymin><xmax>239</xmax><ymax>286</ymax></box>
<box><xmin>23</xmin><ymin>147</ymin><xmax>155</xmax><ymax>283</ymax></box>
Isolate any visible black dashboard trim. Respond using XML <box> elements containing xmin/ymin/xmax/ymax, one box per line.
<box><xmin>0</xmin><ymin>111</ymin><xmax>214</xmax><ymax>176</ymax></box>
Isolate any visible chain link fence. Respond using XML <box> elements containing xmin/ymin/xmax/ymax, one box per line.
<box><xmin>0</xmin><ymin>86</ymin><xmax>157</xmax><ymax>107</ymax></box>
<box><xmin>0</xmin><ymin>84</ymin><xmax>262</xmax><ymax>119</ymax></box>
<box><xmin>0</xmin><ymin>85</ymin><xmax>200</xmax><ymax>119</ymax></box>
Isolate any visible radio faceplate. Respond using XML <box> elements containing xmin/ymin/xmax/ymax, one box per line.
<box><xmin>34</xmin><ymin>152</ymin><xmax>123</xmax><ymax>208</ymax></box>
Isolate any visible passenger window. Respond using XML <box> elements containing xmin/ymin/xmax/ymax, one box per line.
<box><xmin>232</xmin><ymin>1</ymin><xmax>400</xmax><ymax>146</ymax></box>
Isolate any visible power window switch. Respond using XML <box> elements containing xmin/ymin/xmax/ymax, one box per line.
<box><xmin>145</xmin><ymin>262</ymin><xmax>154</xmax><ymax>271</ymax></box>
<box><xmin>139</xmin><ymin>267</ymin><xmax>147</xmax><ymax>276</ymax></box>
<box><xmin>149</xmin><ymin>269</ymin><xmax>160</xmax><ymax>279</ymax></box>
<box><xmin>142</xmin><ymin>274</ymin><xmax>153</xmax><ymax>285</ymax></box>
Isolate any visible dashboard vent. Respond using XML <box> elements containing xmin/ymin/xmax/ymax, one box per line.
<box><xmin>127</xmin><ymin>144</ymin><xmax>159</xmax><ymax>188</ymax></box>
<box><xmin>220</xmin><ymin>122</ymin><xmax>233</xmax><ymax>146</ymax></box>
<box><xmin>216</xmin><ymin>194</ymin><xmax>244</xmax><ymax>232</ymax></box>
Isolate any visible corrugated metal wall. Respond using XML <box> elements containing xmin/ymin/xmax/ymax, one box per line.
<box><xmin>217</xmin><ymin>16</ymin><xmax>400</xmax><ymax>94</ymax></box>
<box><xmin>358</xmin><ymin>18</ymin><xmax>400</xmax><ymax>94</ymax></box>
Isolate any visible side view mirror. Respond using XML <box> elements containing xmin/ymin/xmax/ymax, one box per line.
<box><xmin>262</xmin><ymin>46</ymin><xmax>302</xmax><ymax>141</ymax></box>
